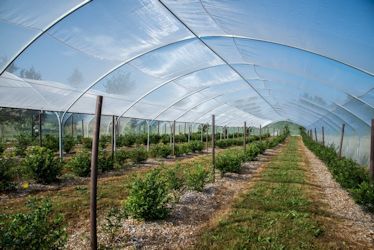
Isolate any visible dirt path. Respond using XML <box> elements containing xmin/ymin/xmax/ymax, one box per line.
<box><xmin>66</xmin><ymin>144</ymin><xmax>286</xmax><ymax>249</ymax></box>
<box><xmin>299</xmin><ymin>137</ymin><xmax>374</xmax><ymax>248</ymax></box>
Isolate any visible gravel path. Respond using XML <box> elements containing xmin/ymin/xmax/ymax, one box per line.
<box><xmin>66</xmin><ymin>145</ymin><xmax>285</xmax><ymax>249</ymax></box>
<box><xmin>300</xmin><ymin>138</ymin><xmax>374</xmax><ymax>248</ymax></box>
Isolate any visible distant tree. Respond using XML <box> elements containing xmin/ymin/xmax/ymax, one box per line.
<box><xmin>104</xmin><ymin>72</ymin><xmax>134</xmax><ymax>95</ymax></box>
<box><xmin>0</xmin><ymin>57</ymin><xmax>18</xmax><ymax>73</ymax></box>
<box><xmin>67</xmin><ymin>68</ymin><xmax>84</xmax><ymax>87</ymax></box>
<box><xmin>20</xmin><ymin>66</ymin><xmax>42</xmax><ymax>80</ymax></box>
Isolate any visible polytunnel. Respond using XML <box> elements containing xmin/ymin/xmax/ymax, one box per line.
<box><xmin>0</xmin><ymin>0</ymin><xmax>374</xmax><ymax>155</ymax></box>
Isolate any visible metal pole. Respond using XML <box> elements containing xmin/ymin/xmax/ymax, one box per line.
<box><xmin>71</xmin><ymin>114</ymin><xmax>74</xmax><ymax>137</ymax></box>
<box><xmin>322</xmin><ymin>126</ymin><xmax>325</xmax><ymax>146</ymax></box>
<box><xmin>188</xmin><ymin>124</ymin><xmax>191</xmax><ymax>142</ymax></box>
<box><xmin>90</xmin><ymin>95</ymin><xmax>103</xmax><ymax>250</ymax></box>
<box><xmin>172</xmin><ymin>120</ymin><xmax>176</xmax><ymax>156</ymax></box>
<box><xmin>201</xmin><ymin>124</ymin><xmax>203</xmax><ymax>142</ymax></box>
<box><xmin>206</xmin><ymin>124</ymin><xmax>209</xmax><ymax>152</ymax></box>
<box><xmin>260</xmin><ymin>125</ymin><xmax>262</xmax><ymax>142</ymax></box>
<box><xmin>39</xmin><ymin>110</ymin><xmax>42</xmax><ymax>146</ymax></box>
<box><xmin>147</xmin><ymin>121</ymin><xmax>150</xmax><ymax>152</ymax></box>
<box><xmin>111</xmin><ymin>115</ymin><xmax>115</xmax><ymax>161</ymax></box>
<box><xmin>212</xmin><ymin>115</ymin><xmax>215</xmax><ymax>182</ymax></box>
<box><xmin>243</xmin><ymin>121</ymin><xmax>246</xmax><ymax>151</ymax></box>
<box><xmin>31</xmin><ymin>113</ymin><xmax>34</xmax><ymax>138</ymax></box>
<box><xmin>82</xmin><ymin>119</ymin><xmax>84</xmax><ymax>137</ymax></box>
<box><xmin>338</xmin><ymin>124</ymin><xmax>345</xmax><ymax>158</ymax></box>
<box><xmin>314</xmin><ymin>127</ymin><xmax>317</xmax><ymax>142</ymax></box>
<box><xmin>157</xmin><ymin>121</ymin><xmax>160</xmax><ymax>135</ymax></box>
<box><xmin>370</xmin><ymin>119</ymin><xmax>374</xmax><ymax>180</ymax></box>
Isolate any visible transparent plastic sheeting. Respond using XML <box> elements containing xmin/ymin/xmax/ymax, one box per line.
<box><xmin>0</xmin><ymin>0</ymin><xmax>373</xmax><ymax>163</ymax></box>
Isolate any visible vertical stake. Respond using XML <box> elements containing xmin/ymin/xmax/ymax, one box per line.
<box><xmin>39</xmin><ymin>110</ymin><xmax>42</xmax><ymax>146</ymax></box>
<box><xmin>71</xmin><ymin>114</ymin><xmax>74</xmax><ymax>137</ymax></box>
<box><xmin>322</xmin><ymin>126</ymin><xmax>325</xmax><ymax>146</ymax></box>
<box><xmin>370</xmin><ymin>119</ymin><xmax>374</xmax><ymax>180</ymax></box>
<box><xmin>243</xmin><ymin>121</ymin><xmax>247</xmax><ymax>151</ymax></box>
<box><xmin>157</xmin><ymin>121</ymin><xmax>160</xmax><ymax>135</ymax></box>
<box><xmin>90</xmin><ymin>95</ymin><xmax>103</xmax><ymax>250</ymax></box>
<box><xmin>111</xmin><ymin>115</ymin><xmax>115</xmax><ymax>161</ymax></box>
<box><xmin>172</xmin><ymin>120</ymin><xmax>176</xmax><ymax>156</ymax></box>
<box><xmin>338</xmin><ymin>124</ymin><xmax>345</xmax><ymax>158</ymax></box>
<box><xmin>206</xmin><ymin>124</ymin><xmax>209</xmax><ymax>152</ymax></box>
<box><xmin>314</xmin><ymin>127</ymin><xmax>317</xmax><ymax>142</ymax></box>
<box><xmin>212</xmin><ymin>115</ymin><xmax>215</xmax><ymax>182</ymax></box>
<box><xmin>82</xmin><ymin>119</ymin><xmax>84</xmax><ymax>137</ymax></box>
<box><xmin>260</xmin><ymin>125</ymin><xmax>262</xmax><ymax>142</ymax></box>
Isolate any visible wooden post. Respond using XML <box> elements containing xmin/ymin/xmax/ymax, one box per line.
<box><xmin>322</xmin><ymin>126</ymin><xmax>325</xmax><ymax>146</ymax></box>
<box><xmin>111</xmin><ymin>115</ymin><xmax>115</xmax><ymax>161</ymax></box>
<box><xmin>39</xmin><ymin>110</ymin><xmax>42</xmax><ymax>146</ymax></box>
<box><xmin>31</xmin><ymin>113</ymin><xmax>34</xmax><ymax>138</ymax></box>
<box><xmin>212</xmin><ymin>115</ymin><xmax>215</xmax><ymax>182</ymax></box>
<box><xmin>90</xmin><ymin>95</ymin><xmax>103</xmax><ymax>250</ymax></box>
<box><xmin>157</xmin><ymin>121</ymin><xmax>160</xmax><ymax>135</ymax></box>
<box><xmin>243</xmin><ymin>121</ymin><xmax>246</xmax><ymax>151</ymax></box>
<box><xmin>172</xmin><ymin>120</ymin><xmax>176</xmax><ymax>156</ymax></box>
<box><xmin>338</xmin><ymin>124</ymin><xmax>345</xmax><ymax>158</ymax></box>
<box><xmin>82</xmin><ymin>119</ymin><xmax>84</xmax><ymax>137</ymax></box>
<box><xmin>260</xmin><ymin>125</ymin><xmax>262</xmax><ymax>142</ymax></box>
<box><xmin>314</xmin><ymin>127</ymin><xmax>317</xmax><ymax>142</ymax></box>
<box><xmin>370</xmin><ymin>119</ymin><xmax>374</xmax><ymax>180</ymax></box>
<box><xmin>71</xmin><ymin>114</ymin><xmax>74</xmax><ymax>137</ymax></box>
<box><xmin>201</xmin><ymin>125</ymin><xmax>203</xmax><ymax>142</ymax></box>
<box><xmin>206</xmin><ymin>124</ymin><xmax>209</xmax><ymax>152</ymax></box>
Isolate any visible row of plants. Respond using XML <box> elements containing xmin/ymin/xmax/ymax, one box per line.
<box><xmin>120</xmin><ymin>132</ymin><xmax>289</xmax><ymax>221</ymax></box>
<box><xmin>0</xmin><ymin>132</ymin><xmax>288</xmax><ymax>249</ymax></box>
<box><xmin>301</xmin><ymin>129</ymin><xmax>374</xmax><ymax>212</ymax></box>
<box><xmin>215</xmin><ymin>133</ymin><xmax>270</xmax><ymax>148</ymax></box>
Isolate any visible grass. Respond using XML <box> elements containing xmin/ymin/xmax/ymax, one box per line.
<box><xmin>195</xmin><ymin>137</ymin><xmax>331</xmax><ymax>249</ymax></box>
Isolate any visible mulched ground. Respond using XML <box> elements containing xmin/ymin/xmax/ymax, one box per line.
<box><xmin>66</xmin><ymin>146</ymin><xmax>284</xmax><ymax>249</ymax></box>
<box><xmin>300</xmin><ymin>138</ymin><xmax>374</xmax><ymax>248</ymax></box>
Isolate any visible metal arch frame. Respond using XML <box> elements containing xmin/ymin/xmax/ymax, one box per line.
<box><xmin>60</xmin><ymin>34</ymin><xmax>371</xmax><ymax>123</ymax></box>
<box><xmin>149</xmin><ymin>86</ymin><xmax>210</xmax><ymax>123</ymax></box>
<box><xmin>0</xmin><ymin>0</ymin><xmax>92</xmax><ymax>75</ymax></box>
<box><xmin>334</xmin><ymin>104</ymin><xmax>370</xmax><ymax>126</ymax></box>
<box><xmin>293</xmin><ymin>98</ymin><xmax>357</xmax><ymax>131</ymax></box>
<box><xmin>159</xmin><ymin>1</ymin><xmax>282</xmax><ymax>118</ymax></box>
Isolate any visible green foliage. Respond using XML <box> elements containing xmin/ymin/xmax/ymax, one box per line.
<box><xmin>150</xmin><ymin>143</ymin><xmax>172</xmax><ymax>158</ymax></box>
<box><xmin>185</xmin><ymin>164</ymin><xmax>209</xmax><ymax>192</ymax></box>
<box><xmin>15</xmin><ymin>133</ymin><xmax>35</xmax><ymax>156</ymax></box>
<box><xmin>0</xmin><ymin>141</ymin><xmax>4</xmax><ymax>154</ymax></box>
<box><xmin>123</xmin><ymin>169</ymin><xmax>170</xmax><ymax>220</ymax></box>
<box><xmin>0</xmin><ymin>157</ymin><xmax>16</xmax><ymax>191</ymax></box>
<box><xmin>23</xmin><ymin>146</ymin><xmax>61</xmax><ymax>184</ymax></box>
<box><xmin>175</xmin><ymin>134</ymin><xmax>187</xmax><ymax>143</ymax></box>
<box><xmin>0</xmin><ymin>199</ymin><xmax>67</xmax><ymax>249</ymax></box>
<box><xmin>114</xmin><ymin>149</ymin><xmax>130</xmax><ymax>166</ymax></box>
<box><xmin>117</xmin><ymin>134</ymin><xmax>136</xmax><ymax>147</ymax></box>
<box><xmin>175</xmin><ymin>143</ymin><xmax>191</xmax><ymax>156</ymax></box>
<box><xmin>100</xmin><ymin>135</ymin><xmax>111</xmax><ymax>149</ymax></box>
<box><xmin>68</xmin><ymin>150</ymin><xmax>91</xmax><ymax>177</ymax></box>
<box><xmin>301</xmin><ymin>130</ymin><xmax>373</xmax><ymax>212</ymax></box>
<box><xmin>43</xmin><ymin>134</ymin><xmax>59</xmax><ymax>152</ymax></box>
<box><xmin>81</xmin><ymin>137</ymin><xmax>92</xmax><ymax>150</ymax></box>
<box><xmin>99</xmin><ymin>152</ymin><xmax>114</xmax><ymax>173</ymax></box>
<box><xmin>129</xmin><ymin>147</ymin><xmax>148</xmax><ymax>163</ymax></box>
<box><xmin>189</xmin><ymin>140</ymin><xmax>204</xmax><ymax>152</ymax></box>
<box><xmin>160</xmin><ymin>134</ymin><xmax>170</xmax><ymax>144</ymax></box>
<box><xmin>162</xmin><ymin>164</ymin><xmax>184</xmax><ymax>191</ymax></box>
<box><xmin>135</xmin><ymin>134</ymin><xmax>147</xmax><ymax>145</ymax></box>
<box><xmin>63</xmin><ymin>135</ymin><xmax>75</xmax><ymax>153</ymax></box>
<box><xmin>216</xmin><ymin>151</ymin><xmax>242</xmax><ymax>176</ymax></box>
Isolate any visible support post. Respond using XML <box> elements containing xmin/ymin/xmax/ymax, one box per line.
<box><xmin>322</xmin><ymin>126</ymin><xmax>325</xmax><ymax>146</ymax></box>
<box><xmin>71</xmin><ymin>114</ymin><xmax>74</xmax><ymax>137</ymax></box>
<box><xmin>188</xmin><ymin>124</ymin><xmax>191</xmax><ymax>142</ymax></box>
<box><xmin>212</xmin><ymin>115</ymin><xmax>215</xmax><ymax>182</ymax></box>
<box><xmin>370</xmin><ymin>119</ymin><xmax>374</xmax><ymax>180</ymax></box>
<box><xmin>111</xmin><ymin>115</ymin><xmax>115</xmax><ymax>161</ymax></box>
<box><xmin>157</xmin><ymin>121</ymin><xmax>160</xmax><ymax>135</ymax></box>
<box><xmin>39</xmin><ymin>110</ymin><xmax>42</xmax><ymax>146</ymax></box>
<box><xmin>314</xmin><ymin>127</ymin><xmax>317</xmax><ymax>142</ymax></box>
<box><xmin>243</xmin><ymin>121</ymin><xmax>247</xmax><ymax>151</ymax></box>
<box><xmin>31</xmin><ymin>113</ymin><xmax>34</xmax><ymax>138</ymax></box>
<box><xmin>172</xmin><ymin>120</ymin><xmax>176</xmax><ymax>156</ymax></box>
<box><xmin>260</xmin><ymin>125</ymin><xmax>262</xmax><ymax>142</ymax></box>
<box><xmin>82</xmin><ymin>119</ymin><xmax>84</xmax><ymax>137</ymax></box>
<box><xmin>338</xmin><ymin>124</ymin><xmax>345</xmax><ymax>158</ymax></box>
<box><xmin>90</xmin><ymin>95</ymin><xmax>103</xmax><ymax>250</ymax></box>
<box><xmin>200</xmin><ymin>125</ymin><xmax>203</xmax><ymax>142</ymax></box>
<box><xmin>206</xmin><ymin>124</ymin><xmax>209</xmax><ymax>152</ymax></box>
<box><xmin>146</xmin><ymin>121</ymin><xmax>150</xmax><ymax>152</ymax></box>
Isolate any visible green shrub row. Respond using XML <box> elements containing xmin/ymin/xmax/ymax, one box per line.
<box><xmin>215</xmin><ymin>134</ymin><xmax>270</xmax><ymax>149</ymax></box>
<box><xmin>216</xmin><ymin>133</ymin><xmax>288</xmax><ymax>176</ymax></box>
<box><xmin>301</xmin><ymin>130</ymin><xmax>374</xmax><ymax>212</ymax></box>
